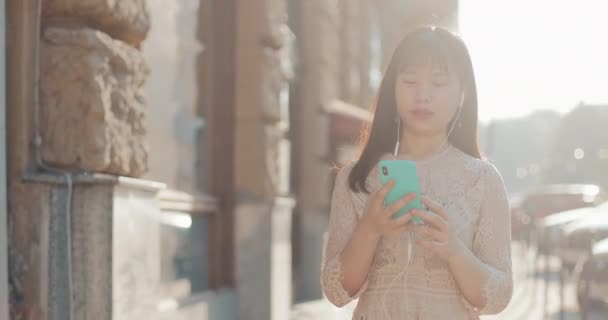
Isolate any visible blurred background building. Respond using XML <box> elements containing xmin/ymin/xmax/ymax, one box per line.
<box><xmin>2</xmin><ymin>0</ymin><xmax>608</xmax><ymax>320</ymax></box>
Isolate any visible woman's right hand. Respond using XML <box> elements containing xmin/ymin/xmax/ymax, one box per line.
<box><xmin>358</xmin><ymin>180</ymin><xmax>418</xmax><ymax>239</ymax></box>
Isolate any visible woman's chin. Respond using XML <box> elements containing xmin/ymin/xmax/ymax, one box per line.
<box><xmin>406</xmin><ymin>125</ymin><xmax>443</xmax><ymax>136</ymax></box>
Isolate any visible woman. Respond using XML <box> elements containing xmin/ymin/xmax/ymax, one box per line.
<box><xmin>321</xmin><ymin>26</ymin><xmax>513</xmax><ymax>319</ymax></box>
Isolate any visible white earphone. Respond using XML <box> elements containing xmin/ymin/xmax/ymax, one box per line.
<box><xmin>393</xmin><ymin>96</ymin><xmax>463</xmax><ymax>159</ymax></box>
<box><xmin>381</xmin><ymin>97</ymin><xmax>463</xmax><ymax>319</ymax></box>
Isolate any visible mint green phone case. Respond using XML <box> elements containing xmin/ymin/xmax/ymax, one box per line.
<box><xmin>378</xmin><ymin>160</ymin><xmax>424</xmax><ymax>223</ymax></box>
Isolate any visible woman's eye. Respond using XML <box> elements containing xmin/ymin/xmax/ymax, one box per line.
<box><xmin>433</xmin><ymin>76</ymin><xmax>450</xmax><ymax>86</ymax></box>
<box><xmin>401</xmin><ymin>79</ymin><xmax>416</xmax><ymax>85</ymax></box>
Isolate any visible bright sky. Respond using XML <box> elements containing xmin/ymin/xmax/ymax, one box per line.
<box><xmin>459</xmin><ymin>0</ymin><xmax>608</xmax><ymax>123</ymax></box>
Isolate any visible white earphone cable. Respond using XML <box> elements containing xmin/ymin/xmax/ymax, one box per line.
<box><xmin>381</xmin><ymin>103</ymin><xmax>462</xmax><ymax>319</ymax></box>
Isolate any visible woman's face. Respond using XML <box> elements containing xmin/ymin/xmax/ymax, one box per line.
<box><xmin>395</xmin><ymin>61</ymin><xmax>462</xmax><ymax>136</ymax></box>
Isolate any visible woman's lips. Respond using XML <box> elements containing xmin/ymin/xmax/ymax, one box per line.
<box><xmin>409</xmin><ymin>108</ymin><xmax>435</xmax><ymax>120</ymax></box>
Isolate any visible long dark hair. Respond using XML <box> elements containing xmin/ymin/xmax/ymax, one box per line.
<box><xmin>349</xmin><ymin>26</ymin><xmax>482</xmax><ymax>193</ymax></box>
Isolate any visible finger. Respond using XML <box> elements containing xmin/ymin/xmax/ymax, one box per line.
<box><xmin>386</xmin><ymin>222</ymin><xmax>416</xmax><ymax>236</ymax></box>
<box><xmin>373</xmin><ymin>180</ymin><xmax>395</xmax><ymax>206</ymax></box>
<box><xmin>394</xmin><ymin>222</ymin><xmax>417</xmax><ymax>234</ymax></box>
<box><xmin>414</xmin><ymin>224</ymin><xmax>444</xmax><ymax>242</ymax></box>
<box><xmin>384</xmin><ymin>193</ymin><xmax>417</xmax><ymax>218</ymax></box>
<box><xmin>421</xmin><ymin>197</ymin><xmax>448</xmax><ymax>220</ymax></box>
<box><xmin>415</xmin><ymin>238</ymin><xmax>438</xmax><ymax>253</ymax></box>
<box><xmin>411</xmin><ymin>209</ymin><xmax>447</xmax><ymax>232</ymax></box>
<box><xmin>390</xmin><ymin>210</ymin><xmax>415</xmax><ymax>227</ymax></box>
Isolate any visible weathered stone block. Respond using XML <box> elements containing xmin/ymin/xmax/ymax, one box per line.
<box><xmin>42</xmin><ymin>0</ymin><xmax>149</xmax><ymax>47</ymax></box>
<box><xmin>237</xmin><ymin>0</ymin><xmax>293</xmax><ymax>123</ymax></box>
<box><xmin>40</xmin><ymin>27</ymin><xmax>149</xmax><ymax>177</ymax></box>
<box><xmin>235</xmin><ymin>121</ymin><xmax>290</xmax><ymax>198</ymax></box>
<box><xmin>66</xmin><ymin>184</ymin><xmax>114</xmax><ymax>320</ymax></box>
<box><xmin>235</xmin><ymin>198</ymin><xmax>294</xmax><ymax>320</ymax></box>
<box><xmin>261</xmin><ymin>30</ymin><xmax>293</xmax><ymax>124</ymax></box>
<box><xmin>259</xmin><ymin>0</ymin><xmax>288</xmax><ymax>50</ymax></box>
<box><xmin>263</xmin><ymin>126</ymin><xmax>290</xmax><ymax>196</ymax></box>
<box><xmin>112</xmin><ymin>179</ymin><xmax>163</xmax><ymax>320</ymax></box>
<box><xmin>294</xmin><ymin>209</ymin><xmax>329</xmax><ymax>301</ymax></box>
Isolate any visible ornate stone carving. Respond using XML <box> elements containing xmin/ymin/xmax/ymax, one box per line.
<box><xmin>40</xmin><ymin>28</ymin><xmax>149</xmax><ymax>177</ymax></box>
<box><xmin>43</xmin><ymin>0</ymin><xmax>150</xmax><ymax>47</ymax></box>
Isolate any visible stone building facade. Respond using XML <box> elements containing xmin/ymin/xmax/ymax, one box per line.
<box><xmin>1</xmin><ymin>0</ymin><xmax>8</xmax><ymax>318</ymax></box>
<box><xmin>3</xmin><ymin>1</ymin><xmax>458</xmax><ymax>320</ymax></box>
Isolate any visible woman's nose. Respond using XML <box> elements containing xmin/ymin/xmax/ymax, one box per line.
<box><xmin>415</xmin><ymin>85</ymin><xmax>432</xmax><ymax>103</ymax></box>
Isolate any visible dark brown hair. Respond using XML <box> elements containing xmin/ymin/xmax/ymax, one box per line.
<box><xmin>349</xmin><ymin>26</ymin><xmax>482</xmax><ymax>193</ymax></box>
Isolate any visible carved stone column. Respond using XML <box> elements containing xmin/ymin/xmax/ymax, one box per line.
<box><xmin>234</xmin><ymin>0</ymin><xmax>295</xmax><ymax>319</ymax></box>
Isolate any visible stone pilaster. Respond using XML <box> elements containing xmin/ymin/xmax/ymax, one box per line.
<box><xmin>40</xmin><ymin>28</ymin><xmax>149</xmax><ymax>177</ymax></box>
<box><xmin>234</xmin><ymin>0</ymin><xmax>294</xmax><ymax>319</ymax></box>
<box><xmin>292</xmin><ymin>1</ymin><xmax>341</xmax><ymax>301</ymax></box>
<box><xmin>42</xmin><ymin>0</ymin><xmax>149</xmax><ymax>47</ymax></box>
<box><xmin>7</xmin><ymin>1</ymin><xmax>153</xmax><ymax>319</ymax></box>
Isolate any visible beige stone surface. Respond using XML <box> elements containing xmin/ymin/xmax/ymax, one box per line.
<box><xmin>259</xmin><ymin>0</ymin><xmax>288</xmax><ymax>50</ymax></box>
<box><xmin>69</xmin><ymin>184</ymin><xmax>114</xmax><ymax>320</ymax></box>
<box><xmin>112</xmin><ymin>183</ymin><xmax>162</xmax><ymax>320</ymax></box>
<box><xmin>295</xmin><ymin>0</ymin><xmax>340</xmax><ymax>209</ymax></box>
<box><xmin>143</xmin><ymin>0</ymin><xmax>204</xmax><ymax>193</ymax></box>
<box><xmin>235</xmin><ymin>0</ymin><xmax>292</xmax><ymax>198</ymax></box>
<box><xmin>7</xmin><ymin>183</ymin><xmax>53</xmax><ymax>320</ymax></box>
<box><xmin>236</xmin><ymin>0</ymin><xmax>293</xmax><ymax>122</ymax></box>
<box><xmin>40</xmin><ymin>27</ymin><xmax>149</xmax><ymax>177</ymax></box>
<box><xmin>42</xmin><ymin>0</ymin><xmax>150</xmax><ymax>47</ymax></box>
<box><xmin>338</xmin><ymin>0</ymin><xmax>373</xmax><ymax>106</ymax></box>
<box><xmin>261</xmin><ymin>32</ymin><xmax>293</xmax><ymax>124</ymax></box>
<box><xmin>235</xmin><ymin>198</ymin><xmax>294</xmax><ymax>320</ymax></box>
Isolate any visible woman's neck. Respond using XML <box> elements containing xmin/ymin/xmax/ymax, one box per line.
<box><xmin>398</xmin><ymin>131</ymin><xmax>449</xmax><ymax>160</ymax></box>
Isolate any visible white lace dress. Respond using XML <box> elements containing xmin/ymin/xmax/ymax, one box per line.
<box><xmin>321</xmin><ymin>145</ymin><xmax>513</xmax><ymax>319</ymax></box>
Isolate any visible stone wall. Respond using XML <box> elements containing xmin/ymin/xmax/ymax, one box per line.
<box><xmin>6</xmin><ymin>0</ymin><xmax>152</xmax><ymax>318</ymax></box>
<box><xmin>292</xmin><ymin>0</ymin><xmax>342</xmax><ymax>301</ymax></box>
<box><xmin>0</xmin><ymin>0</ymin><xmax>8</xmax><ymax>316</ymax></box>
<box><xmin>112</xmin><ymin>179</ymin><xmax>166</xmax><ymax>320</ymax></box>
<box><xmin>233</xmin><ymin>0</ymin><xmax>295</xmax><ymax>319</ymax></box>
<box><xmin>49</xmin><ymin>181</ymin><xmax>115</xmax><ymax>320</ymax></box>
<box><xmin>142</xmin><ymin>0</ymin><xmax>204</xmax><ymax>194</ymax></box>
<box><xmin>40</xmin><ymin>27</ymin><xmax>148</xmax><ymax>176</ymax></box>
<box><xmin>42</xmin><ymin>0</ymin><xmax>149</xmax><ymax>47</ymax></box>
<box><xmin>235</xmin><ymin>0</ymin><xmax>293</xmax><ymax>199</ymax></box>
<box><xmin>39</xmin><ymin>0</ymin><xmax>150</xmax><ymax>178</ymax></box>
<box><xmin>296</xmin><ymin>0</ymin><xmax>338</xmax><ymax>210</ymax></box>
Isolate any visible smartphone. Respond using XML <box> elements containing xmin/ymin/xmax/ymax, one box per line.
<box><xmin>378</xmin><ymin>159</ymin><xmax>424</xmax><ymax>224</ymax></box>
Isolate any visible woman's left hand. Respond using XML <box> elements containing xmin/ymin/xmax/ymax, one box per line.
<box><xmin>411</xmin><ymin>196</ymin><xmax>466</xmax><ymax>263</ymax></box>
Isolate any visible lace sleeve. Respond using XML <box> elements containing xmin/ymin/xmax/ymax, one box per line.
<box><xmin>320</xmin><ymin>163</ymin><xmax>369</xmax><ymax>307</ymax></box>
<box><xmin>464</xmin><ymin>163</ymin><xmax>514</xmax><ymax>315</ymax></box>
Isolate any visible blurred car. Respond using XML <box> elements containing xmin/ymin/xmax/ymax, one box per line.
<box><xmin>509</xmin><ymin>193</ymin><xmax>531</xmax><ymax>241</ymax></box>
<box><xmin>523</xmin><ymin>184</ymin><xmax>603</xmax><ymax>220</ymax></box>
<box><xmin>520</xmin><ymin>184</ymin><xmax>604</xmax><ymax>247</ymax></box>
<box><xmin>559</xmin><ymin>214</ymin><xmax>608</xmax><ymax>270</ymax></box>
<box><xmin>576</xmin><ymin>237</ymin><xmax>608</xmax><ymax>317</ymax></box>
<box><xmin>537</xmin><ymin>201</ymin><xmax>608</xmax><ymax>254</ymax></box>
